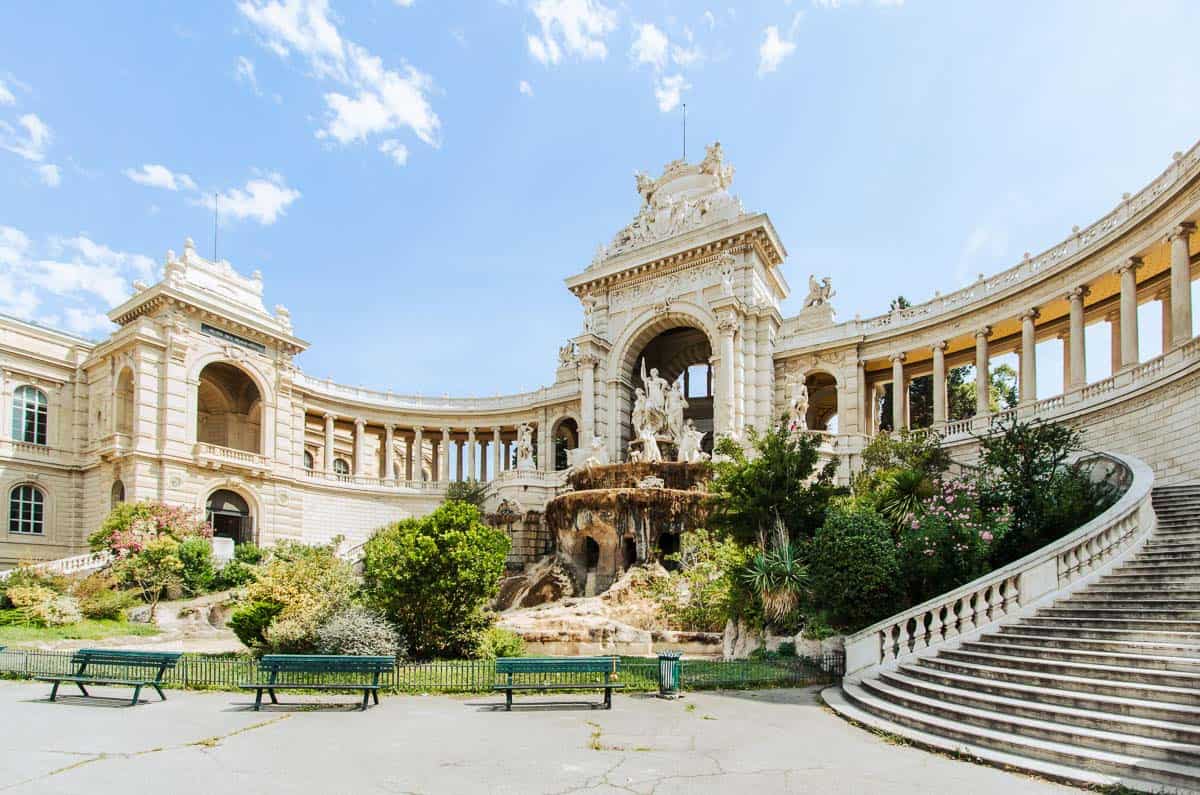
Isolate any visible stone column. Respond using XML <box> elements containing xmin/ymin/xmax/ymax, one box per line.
<box><xmin>405</xmin><ymin>433</ymin><xmax>415</xmax><ymax>480</ymax></box>
<box><xmin>932</xmin><ymin>342</ymin><xmax>947</xmax><ymax>426</ymax></box>
<box><xmin>1107</xmin><ymin>310</ymin><xmax>1121</xmax><ymax>375</ymax></box>
<box><xmin>466</xmin><ymin>427</ymin><xmax>476</xmax><ymax>482</ymax></box>
<box><xmin>975</xmin><ymin>327</ymin><xmax>991</xmax><ymax>417</ymax></box>
<box><xmin>1058</xmin><ymin>332</ymin><xmax>1071</xmax><ymax>390</ymax></box>
<box><xmin>412</xmin><ymin>426</ymin><xmax>423</xmax><ymax>481</ymax></box>
<box><xmin>890</xmin><ymin>353</ymin><xmax>906</xmax><ymax>431</ymax></box>
<box><xmin>383</xmin><ymin>424</ymin><xmax>395</xmax><ymax>481</ymax></box>
<box><xmin>323</xmin><ymin>412</ymin><xmax>335</xmax><ymax>474</ymax></box>
<box><xmin>1169</xmin><ymin>222</ymin><xmax>1194</xmax><ymax>347</ymax></box>
<box><xmin>353</xmin><ymin>418</ymin><xmax>366</xmax><ymax>476</ymax></box>
<box><xmin>455</xmin><ymin>437</ymin><xmax>464</xmax><ymax>482</ymax></box>
<box><xmin>718</xmin><ymin>313</ymin><xmax>738</xmax><ymax>437</ymax></box>
<box><xmin>578</xmin><ymin>356</ymin><xmax>595</xmax><ymax>441</ymax></box>
<box><xmin>856</xmin><ymin>358</ymin><xmax>868</xmax><ymax>435</ymax></box>
<box><xmin>1020</xmin><ymin>309</ymin><xmax>1039</xmax><ymax>403</ymax></box>
<box><xmin>1067</xmin><ymin>287</ymin><xmax>1088</xmax><ymax>389</ymax></box>
<box><xmin>492</xmin><ymin>427</ymin><xmax>502</xmax><ymax>479</ymax></box>
<box><xmin>1157</xmin><ymin>286</ymin><xmax>1173</xmax><ymax>354</ymax></box>
<box><xmin>440</xmin><ymin>427</ymin><xmax>451</xmax><ymax>482</ymax></box>
<box><xmin>1118</xmin><ymin>257</ymin><xmax>1140</xmax><ymax>369</ymax></box>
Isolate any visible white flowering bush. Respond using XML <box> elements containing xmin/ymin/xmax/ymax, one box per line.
<box><xmin>315</xmin><ymin>605</ymin><xmax>404</xmax><ymax>658</ymax></box>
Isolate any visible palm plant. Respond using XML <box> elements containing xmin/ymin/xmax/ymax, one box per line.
<box><xmin>875</xmin><ymin>468</ymin><xmax>934</xmax><ymax>527</ymax></box>
<box><xmin>743</xmin><ymin>518</ymin><xmax>809</xmax><ymax>623</ymax></box>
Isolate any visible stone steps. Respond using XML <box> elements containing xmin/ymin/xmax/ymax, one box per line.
<box><xmin>825</xmin><ymin>484</ymin><xmax>1200</xmax><ymax>791</ymax></box>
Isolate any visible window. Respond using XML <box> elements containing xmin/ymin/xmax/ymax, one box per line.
<box><xmin>111</xmin><ymin>480</ymin><xmax>125</xmax><ymax>508</ymax></box>
<box><xmin>303</xmin><ymin>450</ymin><xmax>314</xmax><ymax>470</ymax></box>
<box><xmin>9</xmin><ymin>484</ymin><xmax>45</xmax><ymax>535</ymax></box>
<box><xmin>12</xmin><ymin>385</ymin><xmax>48</xmax><ymax>446</ymax></box>
<box><xmin>333</xmin><ymin>458</ymin><xmax>350</xmax><ymax>476</ymax></box>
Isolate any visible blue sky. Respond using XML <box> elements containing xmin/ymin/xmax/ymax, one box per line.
<box><xmin>2</xmin><ymin>1</ymin><xmax>1199</xmax><ymax>397</ymax></box>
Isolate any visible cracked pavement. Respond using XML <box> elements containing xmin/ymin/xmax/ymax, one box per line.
<box><xmin>0</xmin><ymin>682</ymin><xmax>1075</xmax><ymax>793</ymax></box>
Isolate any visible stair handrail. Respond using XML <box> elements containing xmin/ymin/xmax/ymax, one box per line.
<box><xmin>0</xmin><ymin>549</ymin><xmax>114</xmax><ymax>581</ymax></box>
<box><xmin>844</xmin><ymin>450</ymin><xmax>1155</xmax><ymax>679</ymax></box>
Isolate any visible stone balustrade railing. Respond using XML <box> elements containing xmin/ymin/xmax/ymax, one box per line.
<box><xmin>0</xmin><ymin>549</ymin><xmax>114</xmax><ymax>581</ymax></box>
<box><xmin>781</xmin><ymin>141</ymin><xmax>1200</xmax><ymax>347</ymax></box>
<box><xmin>301</xmin><ymin>469</ymin><xmax>449</xmax><ymax>493</ymax></box>
<box><xmin>194</xmin><ymin>443</ymin><xmax>271</xmax><ymax>474</ymax></box>
<box><xmin>844</xmin><ymin>451</ymin><xmax>1154</xmax><ymax>679</ymax></box>
<box><xmin>292</xmin><ymin>372</ymin><xmax>578</xmax><ymax>413</ymax></box>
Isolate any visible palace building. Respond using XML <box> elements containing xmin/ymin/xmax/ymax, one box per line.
<box><xmin>3</xmin><ymin>140</ymin><xmax>1200</xmax><ymax>569</ymax></box>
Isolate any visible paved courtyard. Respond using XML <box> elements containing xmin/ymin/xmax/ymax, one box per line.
<box><xmin>0</xmin><ymin>681</ymin><xmax>1074</xmax><ymax>794</ymax></box>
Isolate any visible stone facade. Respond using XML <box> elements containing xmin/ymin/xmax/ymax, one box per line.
<box><xmin>2</xmin><ymin>139</ymin><xmax>1199</xmax><ymax>567</ymax></box>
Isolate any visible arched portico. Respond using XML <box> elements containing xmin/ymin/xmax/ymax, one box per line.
<box><xmin>201</xmin><ymin>482</ymin><xmax>260</xmax><ymax>545</ymax></box>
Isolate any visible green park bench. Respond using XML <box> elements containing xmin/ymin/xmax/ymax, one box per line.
<box><xmin>493</xmin><ymin>656</ymin><xmax>624</xmax><ymax>711</ymax></box>
<box><xmin>238</xmin><ymin>654</ymin><xmax>394</xmax><ymax>711</ymax></box>
<box><xmin>35</xmin><ymin>649</ymin><xmax>182</xmax><ymax>706</ymax></box>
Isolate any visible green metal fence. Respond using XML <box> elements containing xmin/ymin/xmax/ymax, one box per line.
<box><xmin>0</xmin><ymin>648</ymin><xmax>842</xmax><ymax>694</ymax></box>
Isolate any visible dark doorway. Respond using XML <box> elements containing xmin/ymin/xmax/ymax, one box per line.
<box><xmin>206</xmin><ymin>489</ymin><xmax>253</xmax><ymax>545</ymax></box>
<box><xmin>622</xmin><ymin>537</ymin><xmax>637</xmax><ymax>570</ymax></box>
<box><xmin>657</xmin><ymin>533</ymin><xmax>681</xmax><ymax>570</ymax></box>
<box><xmin>584</xmin><ymin>537</ymin><xmax>600</xmax><ymax>570</ymax></box>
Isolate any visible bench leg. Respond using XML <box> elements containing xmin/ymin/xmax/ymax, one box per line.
<box><xmin>506</xmin><ymin>689</ymin><xmax>512</xmax><ymax>712</ymax></box>
<box><xmin>48</xmin><ymin>681</ymin><xmax>60</xmax><ymax>702</ymax></box>
<box><xmin>152</xmin><ymin>683</ymin><xmax>166</xmax><ymax>701</ymax></box>
<box><xmin>605</xmin><ymin>687</ymin><xmax>612</xmax><ymax>710</ymax></box>
<box><xmin>130</xmin><ymin>685</ymin><xmax>143</xmax><ymax>707</ymax></box>
<box><xmin>254</xmin><ymin>688</ymin><xmax>263</xmax><ymax>711</ymax></box>
<box><xmin>267</xmin><ymin>688</ymin><xmax>279</xmax><ymax>704</ymax></box>
<box><xmin>372</xmin><ymin>690</ymin><xmax>379</xmax><ymax>705</ymax></box>
<box><xmin>360</xmin><ymin>689</ymin><xmax>371</xmax><ymax>711</ymax></box>
<box><xmin>75</xmin><ymin>682</ymin><xmax>89</xmax><ymax>697</ymax></box>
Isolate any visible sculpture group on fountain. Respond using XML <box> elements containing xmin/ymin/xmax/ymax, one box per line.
<box><xmin>628</xmin><ymin>360</ymin><xmax>710</xmax><ymax>464</ymax></box>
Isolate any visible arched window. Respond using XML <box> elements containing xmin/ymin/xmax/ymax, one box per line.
<box><xmin>303</xmin><ymin>450</ymin><xmax>314</xmax><ymax>470</ymax></box>
<box><xmin>111</xmin><ymin>480</ymin><xmax>125</xmax><ymax>508</ymax></box>
<box><xmin>333</xmin><ymin>458</ymin><xmax>350</xmax><ymax>476</ymax></box>
<box><xmin>9</xmin><ymin>484</ymin><xmax>45</xmax><ymax>535</ymax></box>
<box><xmin>12</xmin><ymin>386</ymin><xmax>48</xmax><ymax>446</ymax></box>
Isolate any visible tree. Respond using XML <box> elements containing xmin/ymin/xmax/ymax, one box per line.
<box><xmin>444</xmin><ymin>479</ymin><xmax>490</xmax><ymax>509</ymax></box>
<box><xmin>118</xmin><ymin>536</ymin><xmax>183</xmax><ymax>621</ymax></box>
<box><xmin>363</xmin><ymin>502</ymin><xmax>510</xmax><ymax>659</ymax></box>
<box><xmin>707</xmin><ymin>423</ymin><xmax>839</xmax><ymax>546</ymax></box>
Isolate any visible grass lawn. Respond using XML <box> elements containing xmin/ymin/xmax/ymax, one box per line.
<box><xmin>0</xmin><ymin>619</ymin><xmax>160</xmax><ymax>644</ymax></box>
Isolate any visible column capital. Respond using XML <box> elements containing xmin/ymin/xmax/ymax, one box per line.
<box><xmin>353</xmin><ymin>416</ymin><xmax>366</xmax><ymax>428</ymax></box>
<box><xmin>412</xmin><ymin>424</ymin><xmax>424</xmax><ymax>433</ymax></box>
<box><xmin>323</xmin><ymin>411</ymin><xmax>336</xmax><ymax>422</ymax></box>
<box><xmin>975</xmin><ymin>326</ymin><xmax>992</xmax><ymax>340</ymax></box>
<box><xmin>441</xmin><ymin>426</ymin><xmax>451</xmax><ymax>437</ymax></box>
<box><xmin>932</xmin><ymin>340</ymin><xmax>948</xmax><ymax>352</ymax></box>
<box><xmin>1168</xmin><ymin>221</ymin><xmax>1196</xmax><ymax>242</ymax></box>
<box><xmin>1066</xmin><ymin>285</ymin><xmax>1091</xmax><ymax>303</ymax></box>
<box><xmin>889</xmin><ymin>351</ymin><xmax>906</xmax><ymax>363</ymax></box>
<box><xmin>576</xmin><ymin>353</ymin><xmax>600</xmax><ymax>367</ymax></box>
<box><xmin>1020</xmin><ymin>307</ymin><xmax>1040</xmax><ymax>322</ymax></box>
<box><xmin>467</xmin><ymin>426</ymin><xmax>477</xmax><ymax>437</ymax></box>
<box><xmin>1116</xmin><ymin>256</ymin><xmax>1143</xmax><ymax>276</ymax></box>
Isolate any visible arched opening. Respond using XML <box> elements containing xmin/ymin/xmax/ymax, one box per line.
<box><xmin>9</xmin><ymin>484</ymin><xmax>45</xmax><ymax>535</ymax></box>
<box><xmin>804</xmin><ymin>371</ymin><xmax>839</xmax><ymax>431</ymax></box>
<box><xmin>110</xmin><ymin>480</ymin><xmax>125</xmax><ymax>508</ymax></box>
<box><xmin>625</xmin><ymin>325</ymin><xmax>714</xmax><ymax>457</ymax></box>
<box><xmin>657</xmin><ymin>532</ymin><xmax>681</xmax><ymax>571</ymax></box>
<box><xmin>552</xmin><ymin>417</ymin><xmax>579</xmax><ymax>471</ymax></box>
<box><xmin>584</xmin><ymin>536</ymin><xmax>601</xmax><ymax>571</ymax></box>
<box><xmin>206</xmin><ymin>489</ymin><xmax>253</xmax><ymax>545</ymax></box>
<box><xmin>303</xmin><ymin>449</ymin><xmax>314</xmax><ymax>470</ymax></box>
<box><xmin>622</xmin><ymin>537</ymin><xmax>637</xmax><ymax>570</ymax></box>
<box><xmin>196</xmin><ymin>362</ymin><xmax>262</xmax><ymax>454</ymax></box>
<box><xmin>114</xmin><ymin>368</ymin><xmax>134</xmax><ymax>436</ymax></box>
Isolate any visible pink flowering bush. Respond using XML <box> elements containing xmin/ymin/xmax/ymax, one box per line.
<box><xmin>897</xmin><ymin>478</ymin><xmax>1010</xmax><ymax>604</ymax></box>
<box><xmin>88</xmin><ymin>501</ymin><xmax>213</xmax><ymax>558</ymax></box>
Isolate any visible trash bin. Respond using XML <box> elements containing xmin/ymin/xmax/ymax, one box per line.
<box><xmin>657</xmin><ymin>651</ymin><xmax>683</xmax><ymax>698</ymax></box>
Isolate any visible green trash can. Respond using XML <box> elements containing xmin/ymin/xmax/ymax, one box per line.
<box><xmin>657</xmin><ymin>651</ymin><xmax>683</xmax><ymax>698</ymax></box>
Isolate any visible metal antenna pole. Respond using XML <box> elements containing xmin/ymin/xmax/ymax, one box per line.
<box><xmin>682</xmin><ymin>103</ymin><xmax>687</xmax><ymax>160</ymax></box>
<box><xmin>213</xmin><ymin>193</ymin><xmax>219</xmax><ymax>261</ymax></box>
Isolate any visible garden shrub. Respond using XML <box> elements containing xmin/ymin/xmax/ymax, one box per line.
<box><xmin>775</xmin><ymin>640</ymin><xmax>797</xmax><ymax>657</ymax></box>
<box><xmin>116</xmin><ymin>536</ymin><xmax>184</xmax><ymax>620</ymax></box>
<box><xmin>7</xmin><ymin>584</ymin><xmax>82</xmax><ymax>627</ymax></box>
<box><xmin>240</xmin><ymin>541</ymin><xmax>357</xmax><ymax>653</ymax></box>
<box><xmin>858</xmin><ymin>428</ymin><xmax>950</xmax><ymax>481</ymax></box>
<box><xmin>808</xmin><ymin>502</ymin><xmax>901</xmax><ymax>632</ymax></box>
<box><xmin>178</xmin><ymin>537</ymin><xmax>215</xmax><ymax>596</ymax></box>
<box><xmin>229</xmin><ymin>600</ymin><xmax>284</xmax><ymax>649</ymax></box>
<box><xmin>476</xmin><ymin>626</ymin><xmax>526</xmax><ymax>659</ymax></box>
<box><xmin>363</xmin><ymin>502</ymin><xmax>509</xmax><ymax>659</ymax></box>
<box><xmin>316</xmin><ymin>606</ymin><xmax>404</xmax><ymax>657</ymax></box>
<box><xmin>654</xmin><ymin>528</ymin><xmax>749</xmax><ymax>632</ymax></box>
<box><xmin>0</xmin><ymin>565</ymin><xmax>68</xmax><ymax>607</ymax></box>
<box><xmin>73</xmin><ymin>572</ymin><xmax>137</xmax><ymax>620</ymax></box>
<box><xmin>212</xmin><ymin>559</ymin><xmax>259</xmax><ymax>591</ymax></box>
<box><xmin>89</xmin><ymin>501</ymin><xmax>212</xmax><ymax>556</ymax></box>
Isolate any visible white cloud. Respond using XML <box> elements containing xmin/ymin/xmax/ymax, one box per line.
<box><xmin>37</xmin><ymin>163</ymin><xmax>60</xmax><ymax>187</ymax></box>
<box><xmin>0</xmin><ymin>226</ymin><xmax>31</xmax><ymax>268</ymax></box>
<box><xmin>630</xmin><ymin>23</ymin><xmax>668</xmax><ymax>71</ymax></box>
<box><xmin>0</xmin><ymin>113</ymin><xmax>52</xmax><ymax>162</ymax></box>
<box><xmin>379</xmin><ymin>139</ymin><xmax>408</xmax><ymax>166</ymax></box>
<box><xmin>63</xmin><ymin>307</ymin><xmax>115</xmax><ymax>336</ymax></box>
<box><xmin>526</xmin><ymin>0</ymin><xmax>618</xmax><ymax>66</ymax></box>
<box><xmin>654</xmin><ymin>74</ymin><xmax>688</xmax><ymax>112</ymax></box>
<box><xmin>519</xmin><ymin>80</ymin><xmax>534</xmax><ymax>96</ymax></box>
<box><xmin>239</xmin><ymin>0</ymin><xmax>441</xmax><ymax>160</ymax></box>
<box><xmin>757</xmin><ymin>26</ymin><xmax>796</xmax><ymax>77</ymax></box>
<box><xmin>0</xmin><ymin>80</ymin><xmax>14</xmax><ymax>106</ymax></box>
<box><xmin>196</xmin><ymin>173</ymin><xmax>301</xmax><ymax>225</ymax></box>
<box><xmin>124</xmin><ymin>163</ymin><xmax>197</xmax><ymax>192</ymax></box>
<box><xmin>236</xmin><ymin>56</ymin><xmax>261</xmax><ymax>94</ymax></box>
<box><xmin>702</xmin><ymin>10</ymin><xmax>716</xmax><ymax>29</ymax></box>
<box><xmin>672</xmin><ymin>42</ymin><xmax>703</xmax><ymax>68</ymax></box>
<box><xmin>394</xmin><ymin>0</ymin><xmax>414</xmax><ymax>5</ymax></box>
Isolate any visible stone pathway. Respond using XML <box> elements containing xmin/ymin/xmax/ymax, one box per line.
<box><xmin>0</xmin><ymin>681</ymin><xmax>1077</xmax><ymax>793</ymax></box>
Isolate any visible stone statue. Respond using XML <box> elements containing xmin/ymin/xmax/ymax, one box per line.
<box><xmin>719</xmin><ymin>253</ymin><xmax>735</xmax><ymax>296</ymax></box>
<box><xmin>558</xmin><ymin>342</ymin><xmax>575</xmax><ymax>366</ymax></box>
<box><xmin>515</xmin><ymin>422</ymin><xmax>536</xmax><ymax>471</ymax></box>
<box><xmin>789</xmin><ymin>378</ymin><xmax>810</xmax><ymax>431</ymax></box>
<box><xmin>581</xmin><ymin>296</ymin><xmax>599</xmax><ymax>333</ymax></box>
<box><xmin>666</xmin><ymin>380</ymin><xmax>688</xmax><ymax>442</ymax></box>
<box><xmin>631</xmin><ymin>388</ymin><xmax>649</xmax><ymax>440</ymax></box>
<box><xmin>635</xmin><ymin>171</ymin><xmax>657</xmax><ymax>205</ymax></box>
<box><xmin>641</xmin><ymin>360</ymin><xmax>669</xmax><ymax>418</ymax></box>
<box><xmin>581</xmin><ymin>435</ymin><xmax>609</xmax><ymax>469</ymax></box>
<box><xmin>804</xmin><ymin>275</ymin><xmax>836</xmax><ymax>308</ymax></box>
<box><xmin>637</xmin><ymin>422</ymin><xmax>662</xmax><ymax>463</ymax></box>
<box><xmin>676</xmin><ymin>419</ymin><xmax>709</xmax><ymax>463</ymax></box>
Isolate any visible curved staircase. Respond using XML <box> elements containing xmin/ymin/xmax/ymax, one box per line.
<box><xmin>827</xmin><ymin>482</ymin><xmax>1200</xmax><ymax>793</ymax></box>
